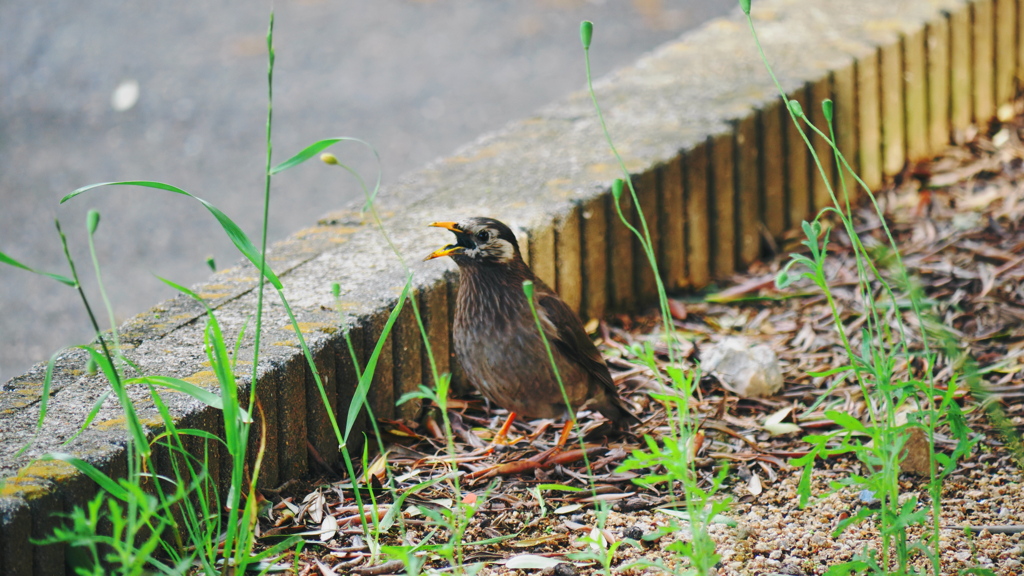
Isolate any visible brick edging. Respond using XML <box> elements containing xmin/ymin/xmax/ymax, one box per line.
<box><xmin>1</xmin><ymin>0</ymin><xmax>1010</xmax><ymax>573</ymax></box>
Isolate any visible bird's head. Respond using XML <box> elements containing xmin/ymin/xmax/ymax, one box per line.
<box><xmin>424</xmin><ymin>217</ymin><xmax>522</xmax><ymax>267</ymax></box>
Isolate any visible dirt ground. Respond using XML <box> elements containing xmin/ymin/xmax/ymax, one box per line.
<box><xmin>261</xmin><ymin>106</ymin><xmax>1024</xmax><ymax>575</ymax></box>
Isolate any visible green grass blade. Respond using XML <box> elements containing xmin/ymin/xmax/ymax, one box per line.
<box><xmin>76</xmin><ymin>345</ymin><xmax>151</xmax><ymax>458</ymax></box>
<box><xmin>825</xmin><ymin>410</ymin><xmax>868</xmax><ymax>434</ymax></box>
<box><xmin>345</xmin><ymin>280</ymin><xmax>411</xmax><ymax>439</ymax></box>
<box><xmin>154</xmin><ymin>274</ymin><xmax>246</xmax><ymax>430</ymax></box>
<box><xmin>272</xmin><ymin>137</ymin><xmax>383</xmax><ymax>208</ymax></box>
<box><xmin>270</xmin><ymin>138</ymin><xmax>359</xmax><ymax>174</ymax></box>
<box><xmin>168</xmin><ymin>428</ymin><xmax>225</xmax><ymax>445</ymax></box>
<box><xmin>14</xmin><ymin>349</ymin><xmax>63</xmax><ymax>457</ymax></box>
<box><xmin>379</xmin><ymin>474</ymin><xmax>449</xmax><ymax>532</ymax></box>
<box><xmin>44</xmin><ymin>453</ymin><xmax>129</xmax><ymax>500</ymax></box>
<box><xmin>0</xmin><ymin>250</ymin><xmax>75</xmax><ymax>286</ymax></box>
<box><xmin>60</xmin><ymin>389</ymin><xmax>113</xmax><ymax>448</ymax></box>
<box><xmin>127</xmin><ymin>375</ymin><xmax>233</xmax><ymax>412</ymax></box>
<box><xmin>61</xmin><ymin>181</ymin><xmax>282</xmax><ymax>289</ymax></box>
<box><xmin>155</xmin><ymin>275</ymin><xmax>210</xmax><ymax>307</ymax></box>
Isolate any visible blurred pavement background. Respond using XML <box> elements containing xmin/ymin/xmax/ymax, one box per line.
<box><xmin>0</xmin><ymin>0</ymin><xmax>734</xmax><ymax>381</ymax></box>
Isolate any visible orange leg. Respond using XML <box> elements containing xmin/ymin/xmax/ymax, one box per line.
<box><xmin>531</xmin><ymin>419</ymin><xmax>576</xmax><ymax>465</ymax></box>
<box><xmin>492</xmin><ymin>412</ymin><xmax>518</xmax><ymax>446</ymax></box>
<box><xmin>554</xmin><ymin>418</ymin><xmax>575</xmax><ymax>450</ymax></box>
<box><xmin>455</xmin><ymin>412</ymin><xmax>519</xmax><ymax>459</ymax></box>
<box><xmin>465</xmin><ymin>419</ymin><xmax>578</xmax><ymax>479</ymax></box>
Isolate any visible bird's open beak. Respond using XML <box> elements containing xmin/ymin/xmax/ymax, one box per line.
<box><xmin>429</xmin><ymin>221</ymin><xmax>461</xmax><ymax>232</ymax></box>
<box><xmin>425</xmin><ymin>221</ymin><xmax>464</xmax><ymax>261</ymax></box>
<box><xmin>424</xmin><ymin>245</ymin><xmax>463</xmax><ymax>260</ymax></box>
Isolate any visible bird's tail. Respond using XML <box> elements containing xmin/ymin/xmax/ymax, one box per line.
<box><xmin>595</xmin><ymin>393</ymin><xmax>642</xmax><ymax>429</ymax></box>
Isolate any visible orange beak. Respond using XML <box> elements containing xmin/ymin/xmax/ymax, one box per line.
<box><xmin>424</xmin><ymin>245</ymin><xmax>462</xmax><ymax>261</ymax></box>
<box><xmin>429</xmin><ymin>221</ymin><xmax>461</xmax><ymax>232</ymax></box>
<box><xmin>425</xmin><ymin>221</ymin><xmax>464</xmax><ymax>261</ymax></box>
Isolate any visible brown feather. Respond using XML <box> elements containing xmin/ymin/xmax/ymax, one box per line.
<box><xmin>535</xmin><ymin>288</ymin><xmax>641</xmax><ymax>426</ymax></box>
<box><xmin>436</xmin><ymin>216</ymin><xmax>639</xmax><ymax>428</ymax></box>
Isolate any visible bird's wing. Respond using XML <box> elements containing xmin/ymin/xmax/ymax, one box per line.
<box><xmin>534</xmin><ymin>287</ymin><xmax>617</xmax><ymax>395</ymax></box>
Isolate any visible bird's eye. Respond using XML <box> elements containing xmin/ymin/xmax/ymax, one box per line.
<box><xmin>476</xmin><ymin>230</ymin><xmax>490</xmax><ymax>242</ymax></box>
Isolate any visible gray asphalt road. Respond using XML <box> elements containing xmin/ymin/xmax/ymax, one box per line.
<box><xmin>0</xmin><ymin>0</ymin><xmax>735</xmax><ymax>381</ymax></box>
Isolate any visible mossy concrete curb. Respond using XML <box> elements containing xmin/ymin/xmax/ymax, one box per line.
<box><xmin>1</xmin><ymin>0</ymin><xmax>1016</xmax><ymax>573</ymax></box>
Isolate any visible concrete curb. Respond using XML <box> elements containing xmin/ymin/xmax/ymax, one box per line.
<box><xmin>0</xmin><ymin>0</ymin><xmax>1014</xmax><ymax>572</ymax></box>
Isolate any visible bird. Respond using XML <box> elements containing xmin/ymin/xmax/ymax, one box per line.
<box><xmin>424</xmin><ymin>217</ymin><xmax>640</xmax><ymax>449</ymax></box>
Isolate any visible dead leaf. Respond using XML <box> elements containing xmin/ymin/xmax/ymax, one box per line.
<box><xmin>668</xmin><ymin>299</ymin><xmax>688</xmax><ymax>320</ymax></box>
<box><xmin>504</xmin><ymin>554</ymin><xmax>565</xmax><ymax>569</ymax></box>
<box><xmin>362</xmin><ymin>452</ymin><xmax>388</xmax><ymax>485</ymax></box>
<box><xmin>748</xmin><ymin>473</ymin><xmax>763</xmax><ymax>496</ymax></box>
<box><xmin>705</xmin><ymin>275</ymin><xmax>777</xmax><ymax>302</ymax></box>
<box><xmin>316</xmin><ymin>559</ymin><xmax>339</xmax><ymax>576</ymax></box>
<box><xmin>320</xmin><ymin>514</ymin><xmax>338</xmax><ymax>542</ymax></box>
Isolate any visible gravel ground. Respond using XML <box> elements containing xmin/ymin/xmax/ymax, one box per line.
<box><xmin>245</xmin><ymin>103</ymin><xmax>1024</xmax><ymax>575</ymax></box>
<box><xmin>495</xmin><ymin>455</ymin><xmax>1024</xmax><ymax>576</ymax></box>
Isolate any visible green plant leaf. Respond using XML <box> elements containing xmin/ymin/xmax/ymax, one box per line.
<box><xmin>0</xmin><ymin>250</ymin><xmax>75</xmax><ymax>287</ymax></box>
<box><xmin>130</xmin><ymin>375</ymin><xmax>241</xmax><ymax>414</ymax></box>
<box><xmin>396</xmin><ymin>384</ymin><xmax>435</xmax><ymax>406</ymax></box>
<box><xmin>378</xmin><ymin>473</ymin><xmax>448</xmax><ymax>532</ymax></box>
<box><xmin>775</xmin><ymin>268</ymin><xmax>793</xmax><ymax>289</ymax></box>
<box><xmin>655</xmin><ymin>508</ymin><xmax>689</xmax><ymax>520</ymax></box>
<box><xmin>274</xmin><ymin>137</ymin><xmax>384</xmax><ymax>210</ymax></box>
<box><xmin>14</xmin><ymin>349</ymin><xmax>63</xmax><ymax>457</ymax></box>
<box><xmin>825</xmin><ymin>410</ymin><xmax>867</xmax><ymax>433</ymax></box>
<box><xmin>824</xmin><ymin>560</ymin><xmax>871</xmax><ymax>576</ymax></box>
<box><xmin>61</xmin><ymin>181</ymin><xmax>282</xmax><ymax>289</ymax></box>
<box><xmin>345</xmin><ymin>280</ymin><xmax>412</xmax><ymax>438</ymax></box>
<box><xmin>168</xmin><ymin>428</ymin><xmax>224</xmax><ymax>444</ymax></box>
<box><xmin>271</xmin><ymin>138</ymin><xmax>349</xmax><ymax>174</ymax></box>
<box><xmin>76</xmin><ymin>345</ymin><xmax>151</xmax><ymax>458</ymax></box>
<box><xmin>44</xmin><ymin>453</ymin><xmax>128</xmax><ymax>501</ymax></box>
<box><xmin>807</xmin><ymin>365</ymin><xmax>854</xmax><ymax>378</ymax></box>
<box><xmin>269</xmin><ymin>137</ymin><xmax>379</xmax><ymax>179</ymax></box>
<box><xmin>536</xmin><ymin>483</ymin><xmax>584</xmax><ymax>492</ymax></box>
<box><xmin>60</xmin><ymin>389</ymin><xmax>113</xmax><ymax>448</ymax></box>
<box><xmin>960</xmin><ymin>568</ymin><xmax>998</xmax><ymax>575</ymax></box>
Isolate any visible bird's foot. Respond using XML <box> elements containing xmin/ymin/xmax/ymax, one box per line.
<box><xmin>454</xmin><ymin>427</ymin><xmax>526</xmax><ymax>461</ymax></box>
<box><xmin>462</xmin><ymin>419</ymin><xmax>585</xmax><ymax>480</ymax></box>
<box><xmin>465</xmin><ymin>457</ymin><xmax>543</xmax><ymax>480</ymax></box>
<box><xmin>464</xmin><ymin>444</ymin><xmax>601</xmax><ymax>480</ymax></box>
<box><xmin>523</xmin><ymin>419</ymin><xmax>576</xmax><ymax>466</ymax></box>
<box><xmin>488</xmin><ymin>411</ymin><xmax>521</xmax><ymax>447</ymax></box>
